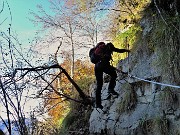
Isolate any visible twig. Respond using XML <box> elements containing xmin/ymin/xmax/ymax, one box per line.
<box><xmin>153</xmin><ymin>0</ymin><xmax>168</xmax><ymax>25</ymax></box>
<box><xmin>153</xmin><ymin>0</ymin><xmax>180</xmax><ymax>33</ymax></box>
<box><xmin>54</xmin><ymin>40</ymin><xmax>62</xmax><ymax>63</ymax></box>
<box><xmin>0</xmin><ymin>1</ymin><xmax>4</xmax><ymax>14</ymax></box>
<box><xmin>0</xmin><ymin>78</ymin><xmax>11</xmax><ymax>135</ymax></box>
<box><xmin>98</xmin><ymin>8</ymin><xmax>130</xmax><ymax>14</ymax></box>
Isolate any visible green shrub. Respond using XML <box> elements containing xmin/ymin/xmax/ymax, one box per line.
<box><xmin>139</xmin><ymin>116</ymin><xmax>169</xmax><ymax>135</ymax></box>
<box><xmin>159</xmin><ymin>87</ymin><xmax>178</xmax><ymax>109</ymax></box>
<box><xmin>150</xmin><ymin>15</ymin><xmax>180</xmax><ymax>84</ymax></box>
<box><xmin>117</xmin><ymin>83</ymin><xmax>137</xmax><ymax>113</ymax></box>
<box><xmin>112</xmin><ymin>25</ymin><xmax>142</xmax><ymax>66</ymax></box>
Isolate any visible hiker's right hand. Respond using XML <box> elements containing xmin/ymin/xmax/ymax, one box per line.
<box><xmin>126</xmin><ymin>49</ymin><xmax>130</xmax><ymax>53</ymax></box>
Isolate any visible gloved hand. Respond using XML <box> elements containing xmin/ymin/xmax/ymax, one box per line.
<box><xmin>126</xmin><ymin>49</ymin><xmax>130</xmax><ymax>52</ymax></box>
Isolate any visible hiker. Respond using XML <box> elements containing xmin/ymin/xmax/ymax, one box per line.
<box><xmin>90</xmin><ymin>42</ymin><xmax>130</xmax><ymax>109</ymax></box>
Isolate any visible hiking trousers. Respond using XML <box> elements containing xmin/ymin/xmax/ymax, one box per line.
<box><xmin>95</xmin><ymin>61</ymin><xmax>117</xmax><ymax>105</ymax></box>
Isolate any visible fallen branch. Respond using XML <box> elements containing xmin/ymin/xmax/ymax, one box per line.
<box><xmin>14</xmin><ymin>64</ymin><xmax>93</xmax><ymax>105</ymax></box>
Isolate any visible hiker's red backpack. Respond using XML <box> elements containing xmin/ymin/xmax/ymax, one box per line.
<box><xmin>89</xmin><ymin>42</ymin><xmax>107</xmax><ymax>64</ymax></box>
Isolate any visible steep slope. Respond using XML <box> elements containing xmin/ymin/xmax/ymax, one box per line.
<box><xmin>89</xmin><ymin>53</ymin><xmax>180</xmax><ymax>135</ymax></box>
<box><xmin>89</xmin><ymin>5</ymin><xmax>180</xmax><ymax>135</ymax></box>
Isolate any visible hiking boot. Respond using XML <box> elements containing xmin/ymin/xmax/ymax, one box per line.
<box><xmin>106</xmin><ymin>94</ymin><xmax>111</xmax><ymax>100</ymax></box>
<box><xmin>96</xmin><ymin>104</ymin><xmax>103</xmax><ymax>109</ymax></box>
<box><xmin>109</xmin><ymin>90</ymin><xmax>119</xmax><ymax>96</ymax></box>
<box><xmin>107</xmin><ymin>90</ymin><xmax>119</xmax><ymax>99</ymax></box>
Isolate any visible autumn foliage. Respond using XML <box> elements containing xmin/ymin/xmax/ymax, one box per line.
<box><xmin>44</xmin><ymin>58</ymin><xmax>94</xmax><ymax>124</ymax></box>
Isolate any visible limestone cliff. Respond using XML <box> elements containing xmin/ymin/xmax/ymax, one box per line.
<box><xmin>89</xmin><ymin>8</ymin><xmax>180</xmax><ymax>135</ymax></box>
<box><xmin>89</xmin><ymin>54</ymin><xmax>180</xmax><ymax>135</ymax></box>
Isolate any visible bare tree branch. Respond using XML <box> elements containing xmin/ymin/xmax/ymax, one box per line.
<box><xmin>0</xmin><ymin>78</ymin><xmax>12</xmax><ymax>135</ymax></box>
<box><xmin>13</xmin><ymin>64</ymin><xmax>92</xmax><ymax>105</ymax></box>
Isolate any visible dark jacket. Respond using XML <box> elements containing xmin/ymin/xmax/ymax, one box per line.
<box><xmin>100</xmin><ymin>43</ymin><xmax>129</xmax><ymax>62</ymax></box>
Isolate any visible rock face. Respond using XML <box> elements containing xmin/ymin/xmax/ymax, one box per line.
<box><xmin>89</xmin><ymin>52</ymin><xmax>180</xmax><ymax>135</ymax></box>
<box><xmin>88</xmin><ymin>4</ymin><xmax>180</xmax><ymax>133</ymax></box>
